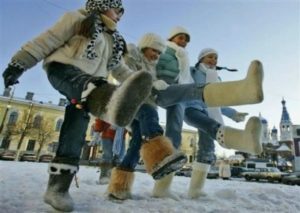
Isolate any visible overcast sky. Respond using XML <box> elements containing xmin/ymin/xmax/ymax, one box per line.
<box><xmin>0</xmin><ymin>0</ymin><xmax>299</xmax><ymax>132</ymax></box>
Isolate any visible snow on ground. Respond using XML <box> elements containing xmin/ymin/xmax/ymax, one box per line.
<box><xmin>0</xmin><ymin>161</ymin><xmax>299</xmax><ymax>213</ymax></box>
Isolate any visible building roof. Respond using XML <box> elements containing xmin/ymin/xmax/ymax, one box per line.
<box><xmin>280</xmin><ymin>98</ymin><xmax>292</xmax><ymax>124</ymax></box>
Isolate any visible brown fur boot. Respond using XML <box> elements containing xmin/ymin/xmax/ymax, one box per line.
<box><xmin>107</xmin><ymin>168</ymin><xmax>134</xmax><ymax>200</ymax></box>
<box><xmin>140</xmin><ymin>136</ymin><xmax>187</xmax><ymax>180</ymax></box>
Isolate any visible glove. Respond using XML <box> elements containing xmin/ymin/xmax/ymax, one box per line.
<box><xmin>3</xmin><ymin>65</ymin><xmax>24</xmax><ymax>88</ymax></box>
<box><xmin>232</xmin><ymin>112</ymin><xmax>248</xmax><ymax>122</ymax></box>
<box><xmin>153</xmin><ymin>79</ymin><xmax>169</xmax><ymax>90</ymax></box>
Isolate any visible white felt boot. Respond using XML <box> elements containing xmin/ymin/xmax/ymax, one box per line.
<box><xmin>152</xmin><ymin>173</ymin><xmax>179</xmax><ymax>200</ymax></box>
<box><xmin>217</xmin><ymin>116</ymin><xmax>263</xmax><ymax>155</ymax></box>
<box><xmin>203</xmin><ymin>60</ymin><xmax>264</xmax><ymax>107</ymax></box>
<box><xmin>188</xmin><ymin>162</ymin><xmax>210</xmax><ymax>199</ymax></box>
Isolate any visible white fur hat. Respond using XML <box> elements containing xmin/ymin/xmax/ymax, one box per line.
<box><xmin>167</xmin><ymin>26</ymin><xmax>190</xmax><ymax>42</ymax></box>
<box><xmin>198</xmin><ymin>48</ymin><xmax>218</xmax><ymax>61</ymax></box>
<box><xmin>138</xmin><ymin>33</ymin><xmax>166</xmax><ymax>53</ymax></box>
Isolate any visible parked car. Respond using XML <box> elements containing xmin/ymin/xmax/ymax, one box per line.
<box><xmin>242</xmin><ymin>167</ymin><xmax>288</xmax><ymax>182</ymax></box>
<box><xmin>231</xmin><ymin>166</ymin><xmax>249</xmax><ymax>178</ymax></box>
<box><xmin>0</xmin><ymin>150</ymin><xmax>16</xmax><ymax>161</ymax></box>
<box><xmin>175</xmin><ymin>166</ymin><xmax>192</xmax><ymax>177</ymax></box>
<box><xmin>19</xmin><ymin>152</ymin><xmax>37</xmax><ymax>162</ymax></box>
<box><xmin>39</xmin><ymin>154</ymin><xmax>54</xmax><ymax>162</ymax></box>
<box><xmin>281</xmin><ymin>172</ymin><xmax>300</xmax><ymax>185</ymax></box>
<box><xmin>207</xmin><ymin>166</ymin><xmax>219</xmax><ymax>179</ymax></box>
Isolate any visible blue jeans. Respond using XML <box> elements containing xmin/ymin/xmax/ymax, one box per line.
<box><xmin>153</xmin><ymin>83</ymin><xmax>206</xmax><ymax>149</ymax></box>
<box><xmin>118</xmin><ymin>104</ymin><xmax>164</xmax><ymax>171</ymax></box>
<box><xmin>184</xmin><ymin>107</ymin><xmax>220</xmax><ymax>164</ymax></box>
<box><xmin>101</xmin><ymin>138</ymin><xmax>113</xmax><ymax>164</ymax></box>
<box><xmin>53</xmin><ymin>104</ymin><xmax>90</xmax><ymax>166</ymax></box>
<box><xmin>154</xmin><ymin>83</ymin><xmax>205</xmax><ymax>108</ymax></box>
<box><xmin>119</xmin><ymin>119</ymin><xmax>142</xmax><ymax>170</ymax></box>
<box><xmin>47</xmin><ymin>62</ymin><xmax>101</xmax><ymax>166</ymax></box>
<box><xmin>165</xmin><ymin>103</ymin><xmax>184</xmax><ymax>149</ymax></box>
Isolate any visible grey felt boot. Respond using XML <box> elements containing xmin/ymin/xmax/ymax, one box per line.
<box><xmin>87</xmin><ymin>71</ymin><xmax>153</xmax><ymax>127</ymax></box>
<box><xmin>44</xmin><ymin>163</ymin><xmax>78</xmax><ymax>212</ymax></box>
<box><xmin>44</xmin><ymin>173</ymin><xmax>75</xmax><ymax>212</ymax></box>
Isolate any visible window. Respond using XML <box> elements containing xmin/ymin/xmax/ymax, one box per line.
<box><xmin>55</xmin><ymin>119</ymin><xmax>63</xmax><ymax>132</ymax></box>
<box><xmin>189</xmin><ymin>155</ymin><xmax>193</xmax><ymax>163</ymax></box>
<box><xmin>8</xmin><ymin>111</ymin><xmax>18</xmax><ymax>125</ymax></box>
<box><xmin>32</xmin><ymin>115</ymin><xmax>42</xmax><ymax>128</ymax></box>
<box><xmin>26</xmin><ymin>140</ymin><xmax>35</xmax><ymax>151</ymax></box>
<box><xmin>48</xmin><ymin>142</ymin><xmax>58</xmax><ymax>152</ymax></box>
<box><xmin>296</xmin><ymin>129</ymin><xmax>300</xmax><ymax>136</ymax></box>
<box><xmin>0</xmin><ymin>136</ymin><xmax>10</xmax><ymax>149</ymax></box>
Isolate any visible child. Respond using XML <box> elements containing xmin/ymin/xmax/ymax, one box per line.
<box><xmin>2</xmin><ymin>0</ymin><xmax>153</xmax><ymax>211</ymax></box>
<box><xmin>185</xmin><ymin>48</ymin><xmax>252</xmax><ymax>198</ymax></box>
<box><xmin>107</xmin><ymin>33</ymin><xmax>188</xmax><ymax>200</ymax></box>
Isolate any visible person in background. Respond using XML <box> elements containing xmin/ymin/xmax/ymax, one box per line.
<box><xmin>219</xmin><ymin>159</ymin><xmax>231</xmax><ymax>180</ymax></box>
<box><xmin>93</xmin><ymin>118</ymin><xmax>126</xmax><ymax>185</ymax></box>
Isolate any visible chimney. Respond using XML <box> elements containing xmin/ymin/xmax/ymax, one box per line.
<box><xmin>25</xmin><ymin>92</ymin><xmax>34</xmax><ymax>100</ymax></box>
<box><xmin>58</xmin><ymin>98</ymin><xmax>67</xmax><ymax>106</ymax></box>
<box><xmin>3</xmin><ymin>88</ymin><xmax>11</xmax><ymax>97</ymax></box>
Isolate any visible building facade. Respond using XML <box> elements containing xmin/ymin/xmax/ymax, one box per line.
<box><xmin>0</xmin><ymin>91</ymin><xmax>198</xmax><ymax>163</ymax></box>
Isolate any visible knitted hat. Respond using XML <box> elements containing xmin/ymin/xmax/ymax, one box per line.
<box><xmin>167</xmin><ymin>26</ymin><xmax>190</xmax><ymax>42</ymax></box>
<box><xmin>198</xmin><ymin>48</ymin><xmax>218</xmax><ymax>61</ymax></box>
<box><xmin>138</xmin><ymin>33</ymin><xmax>166</xmax><ymax>53</ymax></box>
<box><xmin>86</xmin><ymin>0</ymin><xmax>124</xmax><ymax>14</ymax></box>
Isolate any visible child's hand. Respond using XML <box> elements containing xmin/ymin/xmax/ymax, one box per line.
<box><xmin>153</xmin><ymin>80</ymin><xmax>169</xmax><ymax>90</ymax></box>
<box><xmin>232</xmin><ymin>112</ymin><xmax>248</xmax><ymax>122</ymax></box>
<box><xmin>2</xmin><ymin>65</ymin><xmax>24</xmax><ymax>88</ymax></box>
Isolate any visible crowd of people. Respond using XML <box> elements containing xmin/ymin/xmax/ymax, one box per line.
<box><xmin>2</xmin><ymin>0</ymin><xmax>264</xmax><ymax>212</ymax></box>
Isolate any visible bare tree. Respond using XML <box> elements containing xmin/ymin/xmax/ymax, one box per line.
<box><xmin>29</xmin><ymin>119</ymin><xmax>55</xmax><ymax>161</ymax></box>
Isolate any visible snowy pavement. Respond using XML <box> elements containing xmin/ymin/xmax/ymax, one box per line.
<box><xmin>0</xmin><ymin>161</ymin><xmax>299</xmax><ymax>213</ymax></box>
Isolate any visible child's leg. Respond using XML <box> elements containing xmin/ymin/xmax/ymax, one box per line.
<box><xmin>137</xmin><ymin>104</ymin><xmax>187</xmax><ymax>180</ymax></box>
<box><xmin>47</xmin><ymin>62</ymin><xmax>153</xmax><ymax>127</ymax></box>
<box><xmin>155</xmin><ymin>60</ymin><xmax>263</xmax><ymax>108</ymax></box>
<box><xmin>107</xmin><ymin>120</ymin><xmax>141</xmax><ymax>200</ymax></box>
<box><xmin>98</xmin><ymin>138</ymin><xmax>113</xmax><ymax>185</ymax></box>
<box><xmin>165</xmin><ymin>104</ymin><xmax>184</xmax><ymax>149</ymax></box>
<box><xmin>44</xmin><ymin>104</ymin><xmax>90</xmax><ymax>212</ymax></box>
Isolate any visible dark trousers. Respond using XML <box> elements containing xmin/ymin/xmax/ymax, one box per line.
<box><xmin>47</xmin><ymin>62</ymin><xmax>92</xmax><ymax>165</ymax></box>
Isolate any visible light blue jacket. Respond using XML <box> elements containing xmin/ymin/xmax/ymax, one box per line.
<box><xmin>185</xmin><ymin>66</ymin><xmax>237</xmax><ymax>119</ymax></box>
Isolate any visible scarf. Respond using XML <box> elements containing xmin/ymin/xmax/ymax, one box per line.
<box><xmin>84</xmin><ymin>14</ymin><xmax>125</xmax><ymax>70</ymax></box>
<box><xmin>199</xmin><ymin>63</ymin><xmax>224</xmax><ymax>125</ymax></box>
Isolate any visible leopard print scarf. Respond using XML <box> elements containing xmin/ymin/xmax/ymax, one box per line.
<box><xmin>84</xmin><ymin>14</ymin><xmax>125</xmax><ymax>70</ymax></box>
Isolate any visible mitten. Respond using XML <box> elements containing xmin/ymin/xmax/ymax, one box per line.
<box><xmin>232</xmin><ymin>112</ymin><xmax>248</xmax><ymax>122</ymax></box>
<box><xmin>153</xmin><ymin>79</ymin><xmax>169</xmax><ymax>90</ymax></box>
<box><xmin>3</xmin><ymin>65</ymin><xmax>24</xmax><ymax>88</ymax></box>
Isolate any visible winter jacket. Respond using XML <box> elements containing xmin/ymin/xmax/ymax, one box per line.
<box><xmin>185</xmin><ymin>65</ymin><xmax>238</xmax><ymax>119</ymax></box>
<box><xmin>10</xmin><ymin>9</ymin><xmax>132</xmax><ymax>82</ymax></box>
<box><xmin>123</xmin><ymin>43</ymin><xmax>158</xmax><ymax>80</ymax></box>
<box><xmin>156</xmin><ymin>41</ymin><xmax>192</xmax><ymax>84</ymax></box>
<box><xmin>115</xmin><ymin>43</ymin><xmax>157</xmax><ymax>105</ymax></box>
<box><xmin>94</xmin><ymin>118</ymin><xmax>116</xmax><ymax>140</ymax></box>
